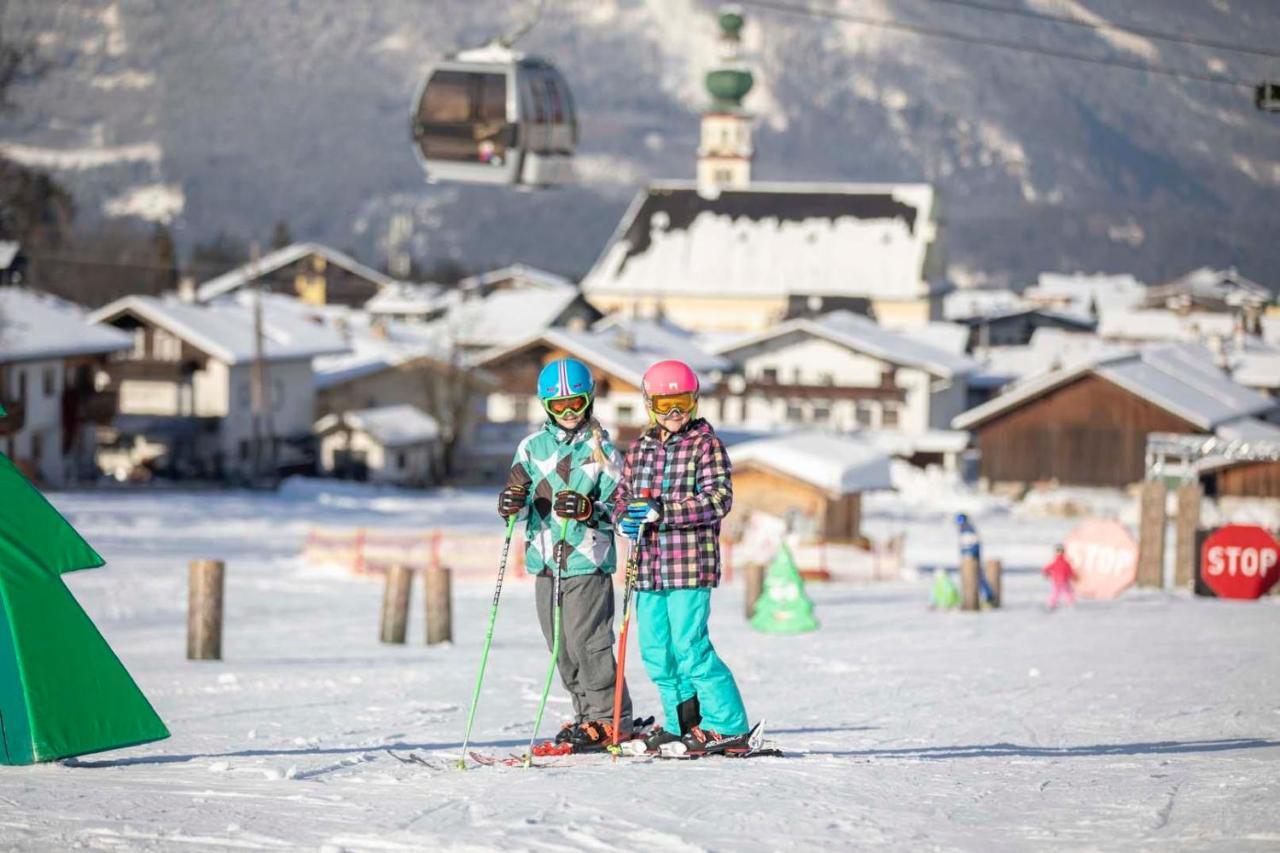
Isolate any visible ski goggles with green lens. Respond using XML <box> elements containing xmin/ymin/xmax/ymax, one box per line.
<box><xmin>543</xmin><ymin>393</ymin><xmax>592</xmax><ymax>417</ymax></box>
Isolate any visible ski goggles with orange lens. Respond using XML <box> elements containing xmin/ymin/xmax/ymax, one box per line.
<box><xmin>647</xmin><ymin>391</ymin><xmax>697</xmax><ymax>416</ymax></box>
<box><xmin>543</xmin><ymin>394</ymin><xmax>591</xmax><ymax>416</ymax></box>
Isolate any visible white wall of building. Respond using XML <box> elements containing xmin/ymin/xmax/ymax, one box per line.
<box><xmin>319</xmin><ymin>429</ymin><xmax>438</xmax><ymax>486</ymax></box>
<box><xmin>220</xmin><ymin>359</ymin><xmax>317</xmax><ymax>473</ymax></box>
<box><xmin>2</xmin><ymin>358</ymin><xmax>65</xmax><ymax>484</ymax></box>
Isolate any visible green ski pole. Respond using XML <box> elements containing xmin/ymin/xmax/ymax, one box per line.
<box><xmin>456</xmin><ymin>514</ymin><xmax>518</xmax><ymax>770</ymax></box>
<box><xmin>523</xmin><ymin>516</ymin><xmax>570</xmax><ymax>767</ymax></box>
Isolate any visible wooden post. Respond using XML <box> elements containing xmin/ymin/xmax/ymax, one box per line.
<box><xmin>960</xmin><ymin>556</ymin><xmax>980</xmax><ymax>611</ymax></box>
<box><xmin>187</xmin><ymin>559</ymin><xmax>225</xmax><ymax>660</ymax></box>
<box><xmin>985</xmin><ymin>558</ymin><xmax>1003</xmax><ymax>608</ymax></box>
<box><xmin>425</xmin><ymin>566</ymin><xmax>453</xmax><ymax>646</ymax></box>
<box><xmin>1137</xmin><ymin>481</ymin><xmax>1168</xmax><ymax>588</ymax></box>
<box><xmin>744</xmin><ymin>562</ymin><xmax>765</xmax><ymax>620</ymax></box>
<box><xmin>1174</xmin><ymin>482</ymin><xmax>1202</xmax><ymax>589</ymax></box>
<box><xmin>380</xmin><ymin>564</ymin><xmax>412</xmax><ymax>644</ymax></box>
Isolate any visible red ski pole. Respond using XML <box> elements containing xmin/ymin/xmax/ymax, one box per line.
<box><xmin>609</xmin><ymin>487</ymin><xmax>651</xmax><ymax>754</ymax></box>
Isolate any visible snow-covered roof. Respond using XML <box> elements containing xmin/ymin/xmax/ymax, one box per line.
<box><xmin>943</xmin><ymin>289</ymin><xmax>1024</xmax><ymax>321</ymax></box>
<box><xmin>1146</xmin><ymin>267</ymin><xmax>1272</xmax><ymax>309</ymax></box>
<box><xmin>1024</xmin><ymin>272</ymin><xmax>1146</xmax><ymax>316</ymax></box>
<box><xmin>475</xmin><ymin>316</ymin><xmax>731</xmax><ymax>390</ymax></box>
<box><xmin>363</xmin><ymin>282</ymin><xmax>444</xmax><ymax>317</ymax></box>
<box><xmin>313</xmin><ymin>315</ymin><xmax>451</xmax><ymax>390</ymax></box>
<box><xmin>459</xmin><ymin>264</ymin><xmax>574</xmax><ymax>293</ymax></box>
<box><xmin>1</xmin><ymin>288</ymin><xmax>132</xmax><ymax>363</ymax></box>
<box><xmin>1214</xmin><ymin>417</ymin><xmax>1280</xmax><ymax>445</ymax></box>
<box><xmin>0</xmin><ymin>241</ymin><xmax>20</xmax><ymax>269</ymax></box>
<box><xmin>430</xmin><ymin>283</ymin><xmax>585</xmax><ymax>350</ymax></box>
<box><xmin>88</xmin><ymin>294</ymin><xmax>349</xmax><ymax>365</ymax></box>
<box><xmin>716</xmin><ymin>310</ymin><xmax>977</xmax><ymax>378</ymax></box>
<box><xmin>582</xmin><ymin>181</ymin><xmax>942</xmax><ymax>303</ymax></box>
<box><xmin>974</xmin><ymin>327</ymin><xmax>1129</xmax><ymax>388</ymax></box>
<box><xmin>892</xmin><ymin>321</ymin><xmax>971</xmax><ymax>356</ymax></box>
<box><xmin>729</xmin><ymin>431</ymin><xmax>894</xmax><ymax>494</ymax></box>
<box><xmin>1231</xmin><ymin>349</ymin><xmax>1280</xmax><ymax>390</ymax></box>
<box><xmin>315</xmin><ymin>405</ymin><xmax>440</xmax><ymax>447</ymax></box>
<box><xmin>953</xmin><ymin>306</ymin><xmax>1095</xmax><ymax>330</ymax></box>
<box><xmin>196</xmin><ymin>243</ymin><xmax>401</xmax><ymax>302</ymax></box>
<box><xmin>1099</xmin><ymin>309</ymin><xmax>1236</xmax><ymax>342</ymax></box>
<box><xmin>954</xmin><ymin>343</ymin><xmax>1278</xmax><ymax>432</ymax></box>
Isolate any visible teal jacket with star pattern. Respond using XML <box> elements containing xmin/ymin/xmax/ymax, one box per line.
<box><xmin>505</xmin><ymin>418</ymin><xmax>622</xmax><ymax>577</ymax></box>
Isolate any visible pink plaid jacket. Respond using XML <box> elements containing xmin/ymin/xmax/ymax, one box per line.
<box><xmin>613</xmin><ymin>419</ymin><xmax>733</xmax><ymax>590</ymax></box>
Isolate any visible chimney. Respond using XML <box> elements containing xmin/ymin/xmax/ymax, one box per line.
<box><xmin>177</xmin><ymin>275</ymin><xmax>197</xmax><ymax>303</ymax></box>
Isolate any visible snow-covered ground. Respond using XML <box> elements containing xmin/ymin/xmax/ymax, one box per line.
<box><xmin>3</xmin><ymin>482</ymin><xmax>1278</xmax><ymax>851</ymax></box>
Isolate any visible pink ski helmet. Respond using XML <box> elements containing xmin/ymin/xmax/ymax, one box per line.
<box><xmin>642</xmin><ymin>360</ymin><xmax>700</xmax><ymax>397</ymax></box>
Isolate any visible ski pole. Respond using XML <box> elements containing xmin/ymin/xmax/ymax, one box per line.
<box><xmin>524</xmin><ymin>516</ymin><xmax>570</xmax><ymax>767</ymax></box>
<box><xmin>456</xmin><ymin>513</ymin><xmax>518</xmax><ymax>770</ymax></box>
<box><xmin>609</xmin><ymin>488</ymin><xmax>651</xmax><ymax>754</ymax></box>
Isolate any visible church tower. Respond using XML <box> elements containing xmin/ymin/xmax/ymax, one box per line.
<box><xmin>697</xmin><ymin>7</ymin><xmax>754</xmax><ymax>195</ymax></box>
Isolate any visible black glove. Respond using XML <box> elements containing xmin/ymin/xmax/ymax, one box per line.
<box><xmin>498</xmin><ymin>484</ymin><xmax>528</xmax><ymax>518</ymax></box>
<box><xmin>553</xmin><ymin>490</ymin><xmax>594</xmax><ymax>521</ymax></box>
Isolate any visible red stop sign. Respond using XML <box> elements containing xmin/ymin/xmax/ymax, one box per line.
<box><xmin>1200</xmin><ymin>525</ymin><xmax>1280</xmax><ymax>600</ymax></box>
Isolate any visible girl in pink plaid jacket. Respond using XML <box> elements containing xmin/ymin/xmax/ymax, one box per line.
<box><xmin>614</xmin><ymin>361</ymin><xmax>752</xmax><ymax>755</ymax></box>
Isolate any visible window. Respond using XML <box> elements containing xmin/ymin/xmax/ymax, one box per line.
<box><xmin>760</xmin><ymin>367</ymin><xmax>779</xmax><ymax>384</ymax></box>
<box><xmin>154</xmin><ymin>330</ymin><xmax>182</xmax><ymax>361</ymax></box>
<box><xmin>785</xmin><ymin>403</ymin><xmax>803</xmax><ymax>422</ymax></box>
<box><xmin>714</xmin><ymin>168</ymin><xmax>734</xmax><ymax>184</ymax></box>
<box><xmin>813</xmin><ymin>405</ymin><xmax>830</xmax><ymax>423</ymax></box>
<box><xmin>396</xmin><ymin>451</ymin><xmax>407</xmax><ymax>470</ymax></box>
<box><xmin>882</xmin><ymin>404</ymin><xmax>901</xmax><ymax>429</ymax></box>
<box><xmin>42</xmin><ymin>367</ymin><xmax>55</xmax><ymax>397</ymax></box>
<box><xmin>856</xmin><ymin>402</ymin><xmax>875</xmax><ymax>427</ymax></box>
<box><xmin>616</xmin><ymin>404</ymin><xmax>635</xmax><ymax>422</ymax></box>
<box><xmin>31</xmin><ymin>431</ymin><xmax>42</xmax><ymax>463</ymax></box>
<box><xmin>792</xmin><ymin>367</ymin><xmax>803</xmax><ymax>384</ymax></box>
<box><xmin>819</xmin><ymin>372</ymin><xmax>834</xmax><ymax>385</ymax></box>
<box><xmin>239</xmin><ymin>440</ymin><xmax>250</xmax><ymax>461</ymax></box>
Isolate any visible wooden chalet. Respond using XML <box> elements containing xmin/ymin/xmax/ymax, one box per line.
<box><xmin>196</xmin><ymin>243</ymin><xmax>402</xmax><ymax>308</ymax></box>
<box><xmin>953</xmin><ymin>344</ymin><xmax>1280</xmax><ymax>488</ymax></box>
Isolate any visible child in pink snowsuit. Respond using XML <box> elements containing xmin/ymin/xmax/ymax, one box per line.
<box><xmin>1043</xmin><ymin>544</ymin><xmax>1077</xmax><ymax>609</ymax></box>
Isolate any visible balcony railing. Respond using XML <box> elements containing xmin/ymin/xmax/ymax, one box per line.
<box><xmin>104</xmin><ymin>359</ymin><xmax>191</xmax><ymax>383</ymax></box>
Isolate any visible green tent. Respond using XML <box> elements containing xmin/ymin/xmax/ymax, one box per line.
<box><xmin>0</xmin><ymin>435</ymin><xmax>168</xmax><ymax>764</ymax></box>
<box><xmin>750</xmin><ymin>543</ymin><xmax>818</xmax><ymax>635</ymax></box>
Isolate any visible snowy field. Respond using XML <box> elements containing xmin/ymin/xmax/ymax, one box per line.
<box><xmin>2</xmin><ymin>481</ymin><xmax>1278</xmax><ymax>851</ymax></box>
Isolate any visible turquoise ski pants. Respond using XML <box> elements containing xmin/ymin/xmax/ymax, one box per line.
<box><xmin>635</xmin><ymin>588</ymin><xmax>749</xmax><ymax>735</ymax></box>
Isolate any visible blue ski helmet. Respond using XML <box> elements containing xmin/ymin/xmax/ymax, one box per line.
<box><xmin>537</xmin><ymin>358</ymin><xmax>595</xmax><ymax>401</ymax></box>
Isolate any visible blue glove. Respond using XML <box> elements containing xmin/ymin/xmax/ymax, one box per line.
<box><xmin>625</xmin><ymin>498</ymin><xmax>662</xmax><ymax>525</ymax></box>
<box><xmin>619</xmin><ymin>517</ymin><xmax>643</xmax><ymax>540</ymax></box>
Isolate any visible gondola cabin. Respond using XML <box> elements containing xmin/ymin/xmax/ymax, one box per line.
<box><xmin>411</xmin><ymin>44</ymin><xmax>577</xmax><ymax>187</ymax></box>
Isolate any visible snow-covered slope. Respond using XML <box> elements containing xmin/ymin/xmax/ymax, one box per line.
<box><xmin>0</xmin><ymin>484</ymin><xmax>1273</xmax><ymax>849</ymax></box>
<box><xmin>2</xmin><ymin>0</ymin><xmax>1278</xmax><ymax>285</ymax></box>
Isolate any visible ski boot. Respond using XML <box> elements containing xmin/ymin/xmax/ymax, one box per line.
<box><xmin>678</xmin><ymin>725</ymin><xmax>755</xmax><ymax>756</ymax></box>
<box><xmin>639</xmin><ymin>697</ymin><xmax>701</xmax><ymax>753</ymax></box>
<box><xmin>569</xmin><ymin>720</ymin><xmax>619</xmax><ymax>752</ymax></box>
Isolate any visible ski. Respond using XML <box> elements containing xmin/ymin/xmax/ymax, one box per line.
<box><xmin>384</xmin><ymin>749</ymin><xmax>448</xmax><ymax>770</ymax></box>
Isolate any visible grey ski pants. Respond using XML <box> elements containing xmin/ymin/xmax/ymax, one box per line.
<box><xmin>534</xmin><ymin>571</ymin><xmax>632</xmax><ymax>727</ymax></box>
